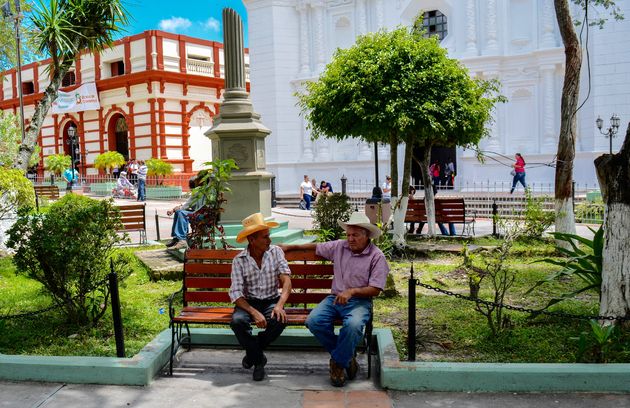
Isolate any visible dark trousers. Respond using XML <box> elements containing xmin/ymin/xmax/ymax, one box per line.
<box><xmin>230</xmin><ymin>297</ymin><xmax>287</xmax><ymax>365</ymax></box>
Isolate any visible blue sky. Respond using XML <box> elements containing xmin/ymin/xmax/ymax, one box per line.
<box><xmin>121</xmin><ymin>0</ymin><xmax>248</xmax><ymax>45</ymax></box>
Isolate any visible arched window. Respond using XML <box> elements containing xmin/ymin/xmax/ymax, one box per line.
<box><xmin>421</xmin><ymin>10</ymin><xmax>447</xmax><ymax>41</ymax></box>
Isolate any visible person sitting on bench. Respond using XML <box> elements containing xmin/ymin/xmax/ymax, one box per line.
<box><xmin>279</xmin><ymin>212</ymin><xmax>389</xmax><ymax>387</ymax></box>
<box><xmin>229</xmin><ymin>213</ymin><xmax>292</xmax><ymax>382</ymax></box>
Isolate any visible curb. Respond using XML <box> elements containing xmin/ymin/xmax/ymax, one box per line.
<box><xmin>375</xmin><ymin>329</ymin><xmax>630</xmax><ymax>392</ymax></box>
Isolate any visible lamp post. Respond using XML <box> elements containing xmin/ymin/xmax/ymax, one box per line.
<box><xmin>2</xmin><ymin>0</ymin><xmax>25</xmax><ymax>142</ymax></box>
<box><xmin>66</xmin><ymin>127</ymin><xmax>78</xmax><ymax>190</ymax></box>
<box><xmin>596</xmin><ymin>114</ymin><xmax>621</xmax><ymax>154</ymax></box>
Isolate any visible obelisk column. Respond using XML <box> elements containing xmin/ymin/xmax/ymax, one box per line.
<box><xmin>205</xmin><ymin>8</ymin><xmax>273</xmax><ymax>222</ymax></box>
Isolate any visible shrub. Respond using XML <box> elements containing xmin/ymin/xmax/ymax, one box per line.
<box><xmin>0</xmin><ymin>111</ymin><xmax>40</xmax><ymax>168</ymax></box>
<box><xmin>575</xmin><ymin>199</ymin><xmax>604</xmax><ymax>224</ymax></box>
<box><xmin>44</xmin><ymin>154</ymin><xmax>71</xmax><ymax>176</ymax></box>
<box><xmin>523</xmin><ymin>190</ymin><xmax>555</xmax><ymax>238</ymax></box>
<box><xmin>7</xmin><ymin>195</ymin><xmax>130</xmax><ymax>326</ymax></box>
<box><xmin>0</xmin><ymin>168</ymin><xmax>35</xmax><ymax>220</ymax></box>
<box><xmin>146</xmin><ymin>158</ymin><xmax>174</xmax><ymax>184</ymax></box>
<box><xmin>312</xmin><ymin>193</ymin><xmax>353</xmax><ymax>240</ymax></box>
<box><xmin>94</xmin><ymin>151</ymin><xmax>126</xmax><ymax>175</ymax></box>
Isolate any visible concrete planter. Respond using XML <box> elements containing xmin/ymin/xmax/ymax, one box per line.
<box><xmin>89</xmin><ymin>182</ymin><xmax>117</xmax><ymax>196</ymax></box>
<box><xmin>146</xmin><ymin>186</ymin><xmax>182</xmax><ymax>199</ymax></box>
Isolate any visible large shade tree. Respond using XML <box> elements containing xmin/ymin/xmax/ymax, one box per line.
<box><xmin>298</xmin><ymin>24</ymin><xmax>501</xmax><ymax>243</ymax></box>
<box><xmin>553</xmin><ymin>0</ymin><xmax>622</xmax><ymax>239</ymax></box>
<box><xmin>11</xmin><ymin>0</ymin><xmax>128</xmax><ymax>173</ymax></box>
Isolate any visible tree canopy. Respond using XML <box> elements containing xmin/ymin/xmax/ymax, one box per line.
<box><xmin>297</xmin><ymin>23</ymin><xmax>502</xmax><ymax>238</ymax></box>
<box><xmin>12</xmin><ymin>0</ymin><xmax>128</xmax><ymax>172</ymax></box>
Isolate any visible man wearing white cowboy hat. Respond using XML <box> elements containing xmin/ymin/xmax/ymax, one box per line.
<box><xmin>278</xmin><ymin>212</ymin><xmax>389</xmax><ymax>387</ymax></box>
<box><xmin>229</xmin><ymin>212</ymin><xmax>292</xmax><ymax>381</ymax></box>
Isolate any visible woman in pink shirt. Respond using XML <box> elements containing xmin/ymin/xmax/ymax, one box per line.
<box><xmin>510</xmin><ymin>153</ymin><xmax>528</xmax><ymax>194</ymax></box>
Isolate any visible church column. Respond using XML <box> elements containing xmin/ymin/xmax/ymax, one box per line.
<box><xmin>484</xmin><ymin>71</ymin><xmax>501</xmax><ymax>152</ymax></box>
<box><xmin>126</xmin><ymin>102</ymin><xmax>136</xmax><ymax>159</ymax></box>
<box><xmin>485</xmin><ymin>0</ymin><xmax>498</xmax><ymax>52</ymax></box>
<box><xmin>465</xmin><ymin>0</ymin><xmax>478</xmax><ymax>56</ymax></box>
<box><xmin>356</xmin><ymin>0</ymin><xmax>372</xmax><ymax>160</ymax></box>
<box><xmin>542</xmin><ymin>0</ymin><xmax>556</xmax><ymax>48</ymax></box>
<box><xmin>301</xmin><ymin>116</ymin><xmax>314</xmax><ymax>161</ymax></box>
<box><xmin>297</xmin><ymin>1</ymin><xmax>311</xmax><ymax>77</ymax></box>
<box><xmin>541</xmin><ymin>65</ymin><xmax>557</xmax><ymax>150</ymax></box>
<box><xmin>375</xmin><ymin>0</ymin><xmax>385</xmax><ymax>29</ymax></box>
<box><xmin>311</xmin><ymin>0</ymin><xmax>326</xmax><ymax>73</ymax></box>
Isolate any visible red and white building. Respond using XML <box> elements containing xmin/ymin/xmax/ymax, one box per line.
<box><xmin>0</xmin><ymin>30</ymin><xmax>249</xmax><ymax>176</ymax></box>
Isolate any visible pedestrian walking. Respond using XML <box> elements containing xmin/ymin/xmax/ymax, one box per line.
<box><xmin>510</xmin><ymin>153</ymin><xmax>528</xmax><ymax>194</ymax></box>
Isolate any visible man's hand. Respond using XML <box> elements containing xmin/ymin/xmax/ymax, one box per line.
<box><xmin>271</xmin><ymin>305</ymin><xmax>287</xmax><ymax>323</ymax></box>
<box><xmin>334</xmin><ymin>289</ymin><xmax>354</xmax><ymax>305</ymax></box>
<box><xmin>251</xmin><ymin>309</ymin><xmax>267</xmax><ymax>328</ymax></box>
<box><xmin>166</xmin><ymin>205</ymin><xmax>180</xmax><ymax>217</ymax></box>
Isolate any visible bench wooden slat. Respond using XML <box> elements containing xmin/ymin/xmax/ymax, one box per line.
<box><xmin>185</xmin><ymin>291</ymin><xmax>231</xmax><ymax>303</ymax></box>
<box><xmin>186</xmin><ymin>277</ymin><xmax>232</xmax><ymax>288</ymax></box>
<box><xmin>112</xmin><ymin>203</ymin><xmax>146</xmax><ymax>244</ymax></box>
<box><xmin>186</xmin><ymin>249</ymin><xmax>238</xmax><ymax>260</ymax></box>
<box><xmin>184</xmin><ymin>263</ymin><xmax>233</xmax><ymax>275</ymax></box>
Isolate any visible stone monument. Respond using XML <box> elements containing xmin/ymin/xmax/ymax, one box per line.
<box><xmin>205</xmin><ymin>8</ymin><xmax>272</xmax><ymax>223</ymax></box>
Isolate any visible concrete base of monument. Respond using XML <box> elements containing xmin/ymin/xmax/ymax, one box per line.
<box><xmin>165</xmin><ymin>218</ymin><xmax>316</xmax><ymax>261</ymax></box>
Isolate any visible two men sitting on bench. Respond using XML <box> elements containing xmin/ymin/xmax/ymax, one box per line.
<box><xmin>229</xmin><ymin>211</ymin><xmax>389</xmax><ymax>386</ymax></box>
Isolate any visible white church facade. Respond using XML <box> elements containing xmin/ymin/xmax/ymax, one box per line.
<box><xmin>243</xmin><ymin>0</ymin><xmax>630</xmax><ymax>195</ymax></box>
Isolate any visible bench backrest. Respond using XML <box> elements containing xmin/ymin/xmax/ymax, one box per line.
<box><xmin>113</xmin><ymin>204</ymin><xmax>146</xmax><ymax>231</ymax></box>
<box><xmin>435</xmin><ymin>198</ymin><xmax>467</xmax><ymax>223</ymax></box>
<box><xmin>34</xmin><ymin>185</ymin><xmax>60</xmax><ymax>200</ymax></box>
<box><xmin>183</xmin><ymin>248</ymin><xmax>333</xmax><ymax>307</ymax></box>
<box><xmin>405</xmin><ymin>198</ymin><xmax>467</xmax><ymax>223</ymax></box>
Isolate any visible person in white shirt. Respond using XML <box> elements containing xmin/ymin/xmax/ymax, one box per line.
<box><xmin>299</xmin><ymin>175</ymin><xmax>313</xmax><ymax>210</ymax></box>
<box><xmin>382</xmin><ymin>175</ymin><xmax>392</xmax><ymax>199</ymax></box>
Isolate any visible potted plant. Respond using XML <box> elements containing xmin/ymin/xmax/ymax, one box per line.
<box><xmin>43</xmin><ymin>154</ymin><xmax>71</xmax><ymax>190</ymax></box>
<box><xmin>187</xmin><ymin>158</ymin><xmax>238</xmax><ymax>249</ymax></box>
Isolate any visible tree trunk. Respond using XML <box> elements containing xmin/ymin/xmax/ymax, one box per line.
<box><xmin>391</xmin><ymin>135</ymin><xmax>413</xmax><ymax>247</ymax></box>
<box><xmin>12</xmin><ymin>61</ymin><xmax>71</xmax><ymax>173</ymax></box>
<box><xmin>553</xmin><ymin>0</ymin><xmax>579</xmax><ymax>239</ymax></box>
<box><xmin>418</xmin><ymin>143</ymin><xmax>436</xmax><ymax>236</ymax></box>
<box><xmin>389</xmin><ymin>131</ymin><xmax>398</xmax><ymax>197</ymax></box>
<box><xmin>594</xmin><ymin>124</ymin><xmax>630</xmax><ymax>322</ymax></box>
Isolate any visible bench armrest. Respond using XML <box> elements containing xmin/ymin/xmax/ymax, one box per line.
<box><xmin>168</xmin><ymin>287</ymin><xmax>184</xmax><ymax>323</ymax></box>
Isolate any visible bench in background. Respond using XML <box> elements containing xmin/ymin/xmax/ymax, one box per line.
<box><xmin>405</xmin><ymin>198</ymin><xmax>476</xmax><ymax>236</ymax></box>
<box><xmin>168</xmin><ymin>248</ymin><xmax>374</xmax><ymax>377</ymax></box>
<box><xmin>112</xmin><ymin>203</ymin><xmax>147</xmax><ymax>244</ymax></box>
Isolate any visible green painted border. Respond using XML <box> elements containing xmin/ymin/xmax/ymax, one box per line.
<box><xmin>374</xmin><ymin>329</ymin><xmax>630</xmax><ymax>392</ymax></box>
<box><xmin>2</xmin><ymin>327</ymin><xmax>630</xmax><ymax>391</ymax></box>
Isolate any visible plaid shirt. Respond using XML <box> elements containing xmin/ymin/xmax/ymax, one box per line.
<box><xmin>229</xmin><ymin>245</ymin><xmax>291</xmax><ymax>303</ymax></box>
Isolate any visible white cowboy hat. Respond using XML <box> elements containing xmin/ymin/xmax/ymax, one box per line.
<box><xmin>337</xmin><ymin>212</ymin><xmax>382</xmax><ymax>239</ymax></box>
<box><xmin>236</xmin><ymin>212</ymin><xmax>279</xmax><ymax>243</ymax></box>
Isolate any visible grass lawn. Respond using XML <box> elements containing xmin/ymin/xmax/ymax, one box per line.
<box><xmin>1</xmin><ymin>238</ymin><xmax>628</xmax><ymax>363</ymax></box>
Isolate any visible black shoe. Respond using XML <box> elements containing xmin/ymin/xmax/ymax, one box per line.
<box><xmin>165</xmin><ymin>238</ymin><xmax>179</xmax><ymax>248</ymax></box>
<box><xmin>253</xmin><ymin>364</ymin><xmax>266</xmax><ymax>381</ymax></box>
<box><xmin>243</xmin><ymin>353</ymin><xmax>266</xmax><ymax>369</ymax></box>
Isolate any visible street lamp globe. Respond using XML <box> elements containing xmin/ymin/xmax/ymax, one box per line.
<box><xmin>596</xmin><ymin>116</ymin><xmax>603</xmax><ymax>130</ymax></box>
<box><xmin>611</xmin><ymin>113</ymin><xmax>621</xmax><ymax>130</ymax></box>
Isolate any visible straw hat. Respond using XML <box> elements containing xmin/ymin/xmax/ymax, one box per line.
<box><xmin>337</xmin><ymin>212</ymin><xmax>382</xmax><ymax>239</ymax></box>
<box><xmin>236</xmin><ymin>213</ymin><xmax>279</xmax><ymax>243</ymax></box>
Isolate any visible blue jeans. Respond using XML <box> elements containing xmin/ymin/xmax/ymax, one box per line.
<box><xmin>511</xmin><ymin>172</ymin><xmax>527</xmax><ymax>192</ymax></box>
<box><xmin>230</xmin><ymin>297</ymin><xmax>286</xmax><ymax>365</ymax></box>
<box><xmin>302</xmin><ymin>193</ymin><xmax>311</xmax><ymax>210</ymax></box>
<box><xmin>171</xmin><ymin>209</ymin><xmax>193</xmax><ymax>240</ymax></box>
<box><xmin>305</xmin><ymin>295</ymin><xmax>372</xmax><ymax>369</ymax></box>
<box><xmin>137</xmin><ymin>179</ymin><xmax>146</xmax><ymax>201</ymax></box>
<box><xmin>438</xmin><ymin>222</ymin><xmax>456</xmax><ymax>236</ymax></box>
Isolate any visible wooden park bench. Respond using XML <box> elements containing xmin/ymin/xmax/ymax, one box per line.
<box><xmin>112</xmin><ymin>203</ymin><xmax>147</xmax><ymax>244</ymax></box>
<box><xmin>405</xmin><ymin>198</ymin><xmax>476</xmax><ymax>236</ymax></box>
<box><xmin>168</xmin><ymin>248</ymin><xmax>374</xmax><ymax>377</ymax></box>
<box><xmin>33</xmin><ymin>185</ymin><xmax>60</xmax><ymax>200</ymax></box>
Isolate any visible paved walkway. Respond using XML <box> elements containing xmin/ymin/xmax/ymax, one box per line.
<box><xmin>2</xmin><ymin>348</ymin><xmax>628</xmax><ymax>408</ymax></box>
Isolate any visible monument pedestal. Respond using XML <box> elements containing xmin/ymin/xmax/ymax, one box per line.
<box><xmin>221</xmin><ymin>172</ymin><xmax>272</xmax><ymax>223</ymax></box>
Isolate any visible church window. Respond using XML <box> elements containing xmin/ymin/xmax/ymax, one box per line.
<box><xmin>421</xmin><ymin>10</ymin><xmax>447</xmax><ymax>41</ymax></box>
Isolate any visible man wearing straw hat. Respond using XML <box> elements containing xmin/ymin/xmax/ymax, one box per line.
<box><xmin>230</xmin><ymin>213</ymin><xmax>292</xmax><ymax>381</ymax></box>
<box><xmin>279</xmin><ymin>212</ymin><xmax>389</xmax><ymax>387</ymax></box>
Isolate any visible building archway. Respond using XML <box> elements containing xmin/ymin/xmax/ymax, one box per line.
<box><xmin>108</xmin><ymin>114</ymin><xmax>129</xmax><ymax>160</ymax></box>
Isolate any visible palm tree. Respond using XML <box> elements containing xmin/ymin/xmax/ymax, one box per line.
<box><xmin>12</xmin><ymin>0</ymin><xmax>128</xmax><ymax>172</ymax></box>
<box><xmin>93</xmin><ymin>151</ymin><xmax>125</xmax><ymax>175</ymax></box>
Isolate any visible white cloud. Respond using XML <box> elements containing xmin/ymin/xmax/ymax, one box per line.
<box><xmin>159</xmin><ymin>17</ymin><xmax>192</xmax><ymax>32</ymax></box>
<box><xmin>204</xmin><ymin>17</ymin><xmax>220</xmax><ymax>32</ymax></box>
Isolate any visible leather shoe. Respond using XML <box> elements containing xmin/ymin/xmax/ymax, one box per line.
<box><xmin>329</xmin><ymin>359</ymin><xmax>345</xmax><ymax>387</ymax></box>
<box><xmin>346</xmin><ymin>357</ymin><xmax>359</xmax><ymax>380</ymax></box>
<box><xmin>253</xmin><ymin>364</ymin><xmax>265</xmax><ymax>381</ymax></box>
<box><xmin>165</xmin><ymin>238</ymin><xmax>179</xmax><ymax>248</ymax></box>
<box><xmin>243</xmin><ymin>353</ymin><xmax>266</xmax><ymax>369</ymax></box>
